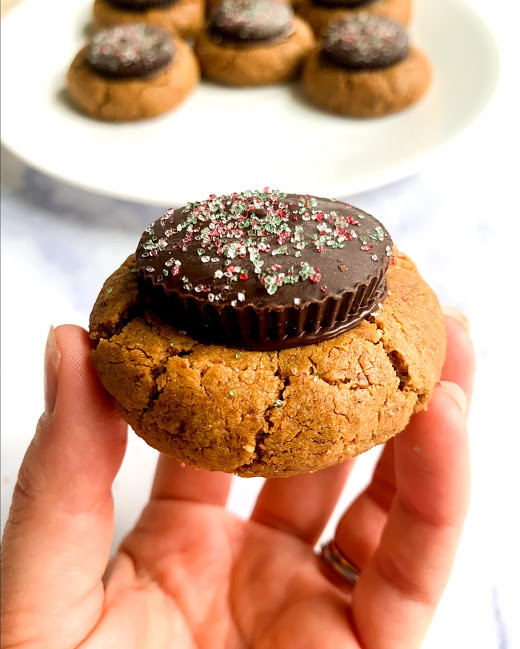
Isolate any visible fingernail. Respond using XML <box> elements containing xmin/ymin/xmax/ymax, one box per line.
<box><xmin>437</xmin><ymin>380</ymin><xmax>467</xmax><ymax>417</ymax></box>
<box><xmin>442</xmin><ymin>306</ymin><xmax>470</xmax><ymax>332</ymax></box>
<box><xmin>44</xmin><ymin>326</ymin><xmax>61</xmax><ymax>415</ymax></box>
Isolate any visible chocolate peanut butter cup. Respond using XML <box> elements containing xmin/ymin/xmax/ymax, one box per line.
<box><xmin>314</xmin><ymin>0</ymin><xmax>376</xmax><ymax>10</ymax></box>
<box><xmin>107</xmin><ymin>0</ymin><xmax>176</xmax><ymax>10</ymax></box>
<box><xmin>322</xmin><ymin>14</ymin><xmax>409</xmax><ymax>70</ymax></box>
<box><xmin>136</xmin><ymin>190</ymin><xmax>392</xmax><ymax>350</ymax></box>
<box><xmin>208</xmin><ymin>0</ymin><xmax>294</xmax><ymax>45</ymax></box>
<box><xmin>87</xmin><ymin>24</ymin><xmax>175</xmax><ymax>79</ymax></box>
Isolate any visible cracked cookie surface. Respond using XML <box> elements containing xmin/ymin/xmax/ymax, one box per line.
<box><xmin>89</xmin><ymin>251</ymin><xmax>445</xmax><ymax>477</ymax></box>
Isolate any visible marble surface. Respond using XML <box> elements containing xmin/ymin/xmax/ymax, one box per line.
<box><xmin>2</xmin><ymin>1</ymin><xmax>519</xmax><ymax>647</ymax></box>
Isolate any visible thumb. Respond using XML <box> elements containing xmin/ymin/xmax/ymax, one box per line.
<box><xmin>1</xmin><ymin>325</ymin><xmax>127</xmax><ymax>649</ymax></box>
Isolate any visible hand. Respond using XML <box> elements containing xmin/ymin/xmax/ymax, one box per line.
<box><xmin>1</xmin><ymin>311</ymin><xmax>474</xmax><ymax>649</ymax></box>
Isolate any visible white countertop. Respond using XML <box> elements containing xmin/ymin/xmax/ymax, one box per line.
<box><xmin>2</xmin><ymin>1</ymin><xmax>519</xmax><ymax>647</ymax></box>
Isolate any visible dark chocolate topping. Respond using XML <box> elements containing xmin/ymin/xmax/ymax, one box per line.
<box><xmin>87</xmin><ymin>24</ymin><xmax>175</xmax><ymax>79</ymax></box>
<box><xmin>106</xmin><ymin>0</ymin><xmax>175</xmax><ymax>10</ymax></box>
<box><xmin>208</xmin><ymin>0</ymin><xmax>294</xmax><ymax>45</ymax></box>
<box><xmin>323</xmin><ymin>15</ymin><xmax>409</xmax><ymax>70</ymax></box>
<box><xmin>136</xmin><ymin>190</ymin><xmax>393</xmax><ymax>350</ymax></box>
<box><xmin>314</xmin><ymin>0</ymin><xmax>376</xmax><ymax>9</ymax></box>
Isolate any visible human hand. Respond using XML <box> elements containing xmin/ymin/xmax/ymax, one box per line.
<box><xmin>0</xmin><ymin>311</ymin><xmax>473</xmax><ymax>649</ymax></box>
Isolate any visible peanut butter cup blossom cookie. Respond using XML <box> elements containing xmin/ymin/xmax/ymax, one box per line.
<box><xmin>90</xmin><ymin>190</ymin><xmax>446</xmax><ymax>478</ymax></box>
<box><xmin>195</xmin><ymin>0</ymin><xmax>314</xmax><ymax>86</ymax></box>
<box><xmin>93</xmin><ymin>0</ymin><xmax>204</xmax><ymax>40</ymax></box>
<box><xmin>302</xmin><ymin>15</ymin><xmax>431</xmax><ymax>116</ymax></box>
<box><xmin>296</xmin><ymin>0</ymin><xmax>410</xmax><ymax>37</ymax></box>
<box><xmin>67</xmin><ymin>24</ymin><xmax>199</xmax><ymax>121</ymax></box>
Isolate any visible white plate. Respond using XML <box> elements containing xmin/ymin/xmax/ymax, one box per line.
<box><xmin>1</xmin><ymin>0</ymin><xmax>499</xmax><ymax>206</ymax></box>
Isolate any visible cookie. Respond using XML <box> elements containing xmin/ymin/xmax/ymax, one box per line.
<box><xmin>195</xmin><ymin>0</ymin><xmax>314</xmax><ymax>86</ymax></box>
<box><xmin>89</xmin><ymin>190</ymin><xmax>445</xmax><ymax>477</ymax></box>
<box><xmin>67</xmin><ymin>24</ymin><xmax>200</xmax><ymax>121</ymax></box>
<box><xmin>296</xmin><ymin>0</ymin><xmax>410</xmax><ymax>37</ymax></box>
<box><xmin>93</xmin><ymin>0</ymin><xmax>205</xmax><ymax>40</ymax></box>
<box><xmin>302</xmin><ymin>15</ymin><xmax>431</xmax><ymax>116</ymax></box>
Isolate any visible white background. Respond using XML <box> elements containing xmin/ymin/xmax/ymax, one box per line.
<box><xmin>2</xmin><ymin>0</ymin><xmax>520</xmax><ymax>647</ymax></box>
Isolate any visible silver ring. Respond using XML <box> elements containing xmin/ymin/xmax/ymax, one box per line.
<box><xmin>320</xmin><ymin>540</ymin><xmax>360</xmax><ymax>585</ymax></box>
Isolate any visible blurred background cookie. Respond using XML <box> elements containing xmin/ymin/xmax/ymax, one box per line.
<box><xmin>195</xmin><ymin>0</ymin><xmax>314</xmax><ymax>86</ymax></box>
<box><xmin>296</xmin><ymin>0</ymin><xmax>410</xmax><ymax>37</ymax></box>
<box><xmin>93</xmin><ymin>0</ymin><xmax>205</xmax><ymax>40</ymax></box>
<box><xmin>89</xmin><ymin>190</ymin><xmax>445</xmax><ymax>477</ymax></box>
<box><xmin>67</xmin><ymin>23</ymin><xmax>200</xmax><ymax>120</ymax></box>
<box><xmin>302</xmin><ymin>15</ymin><xmax>430</xmax><ymax>116</ymax></box>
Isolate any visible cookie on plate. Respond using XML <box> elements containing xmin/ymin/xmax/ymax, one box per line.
<box><xmin>67</xmin><ymin>23</ymin><xmax>199</xmax><ymax>121</ymax></box>
<box><xmin>93</xmin><ymin>0</ymin><xmax>205</xmax><ymax>41</ymax></box>
<box><xmin>302</xmin><ymin>14</ymin><xmax>430</xmax><ymax>117</ymax></box>
<box><xmin>89</xmin><ymin>189</ymin><xmax>445</xmax><ymax>478</ymax></box>
<box><xmin>297</xmin><ymin>0</ymin><xmax>410</xmax><ymax>37</ymax></box>
<box><xmin>195</xmin><ymin>0</ymin><xmax>314</xmax><ymax>86</ymax></box>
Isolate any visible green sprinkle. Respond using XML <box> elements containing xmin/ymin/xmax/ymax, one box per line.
<box><xmin>229</xmin><ymin>390</ymin><xmax>236</xmax><ymax>397</ymax></box>
<box><xmin>235</xmin><ymin>353</ymin><xmax>243</xmax><ymax>359</ymax></box>
<box><xmin>130</xmin><ymin>267</ymin><xmax>137</xmax><ymax>273</ymax></box>
<box><xmin>106</xmin><ymin>287</ymin><xmax>113</xmax><ymax>293</ymax></box>
<box><xmin>170</xmin><ymin>340</ymin><xmax>175</xmax><ymax>347</ymax></box>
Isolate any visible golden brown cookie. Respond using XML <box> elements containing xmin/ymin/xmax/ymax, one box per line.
<box><xmin>90</xmin><ymin>251</ymin><xmax>445</xmax><ymax>478</ymax></box>
<box><xmin>93</xmin><ymin>0</ymin><xmax>205</xmax><ymax>40</ymax></box>
<box><xmin>297</xmin><ymin>0</ymin><xmax>411</xmax><ymax>37</ymax></box>
<box><xmin>195</xmin><ymin>0</ymin><xmax>314</xmax><ymax>86</ymax></box>
<box><xmin>67</xmin><ymin>24</ymin><xmax>200</xmax><ymax>121</ymax></box>
<box><xmin>302</xmin><ymin>16</ymin><xmax>430</xmax><ymax>117</ymax></box>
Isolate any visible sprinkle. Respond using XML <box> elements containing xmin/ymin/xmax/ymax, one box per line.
<box><xmin>138</xmin><ymin>190</ymin><xmax>388</xmax><ymax>300</ymax></box>
<box><xmin>294</xmin><ymin>297</ymin><xmax>301</xmax><ymax>305</ymax></box>
<box><xmin>106</xmin><ymin>287</ymin><xmax>113</xmax><ymax>293</ymax></box>
<box><xmin>273</xmin><ymin>400</ymin><xmax>283</xmax><ymax>408</ymax></box>
<box><xmin>235</xmin><ymin>353</ymin><xmax>243</xmax><ymax>359</ymax></box>
<box><xmin>229</xmin><ymin>390</ymin><xmax>236</xmax><ymax>396</ymax></box>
